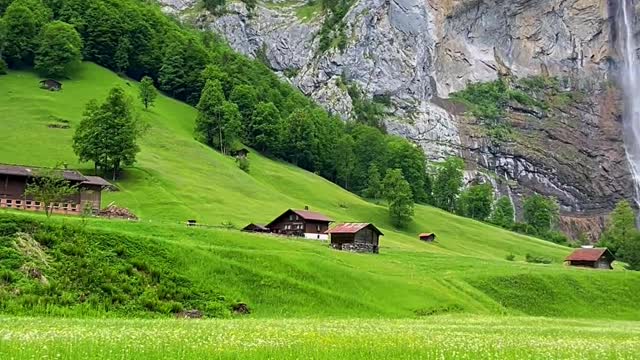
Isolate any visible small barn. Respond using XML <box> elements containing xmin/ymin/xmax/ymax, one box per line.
<box><xmin>419</xmin><ymin>233</ymin><xmax>436</xmax><ymax>242</ymax></box>
<box><xmin>242</xmin><ymin>223</ymin><xmax>270</xmax><ymax>233</ymax></box>
<box><xmin>232</xmin><ymin>147</ymin><xmax>250</xmax><ymax>159</ymax></box>
<box><xmin>565</xmin><ymin>247</ymin><xmax>615</xmax><ymax>269</ymax></box>
<box><xmin>327</xmin><ymin>223</ymin><xmax>383</xmax><ymax>254</ymax></box>
<box><xmin>40</xmin><ymin>79</ymin><xmax>62</xmax><ymax>91</ymax></box>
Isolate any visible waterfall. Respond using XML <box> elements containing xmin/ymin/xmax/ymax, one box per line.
<box><xmin>619</xmin><ymin>0</ymin><xmax>640</xmax><ymax>206</ymax></box>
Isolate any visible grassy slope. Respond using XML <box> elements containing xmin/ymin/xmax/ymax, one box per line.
<box><xmin>1</xmin><ymin>63</ymin><xmax>640</xmax><ymax>320</ymax></box>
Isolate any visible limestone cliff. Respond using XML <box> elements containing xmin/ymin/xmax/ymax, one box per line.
<box><xmin>159</xmin><ymin>0</ymin><xmax>634</xmax><ymax>239</ymax></box>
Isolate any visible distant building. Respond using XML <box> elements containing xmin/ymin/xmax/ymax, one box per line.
<box><xmin>565</xmin><ymin>247</ymin><xmax>615</xmax><ymax>269</ymax></box>
<box><xmin>0</xmin><ymin>164</ymin><xmax>113</xmax><ymax>215</ymax></box>
<box><xmin>419</xmin><ymin>233</ymin><xmax>436</xmax><ymax>242</ymax></box>
<box><xmin>266</xmin><ymin>209</ymin><xmax>332</xmax><ymax>240</ymax></box>
<box><xmin>231</xmin><ymin>147</ymin><xmax>250</xmax><ymax>159</ymax></box>
<box><xmin>39</xmin><ymin>79</ymin><xmax>62</xmax><ymax>91</ymax></box>
<box><xmin>327</xmin><ymin>223</ymin><xmax>383</xmax><ymax>254</ymax></box>
<box><xmin>242</xmin><ymin>223</ymin><xmax>270</xmax><ymax>233</ymax></box>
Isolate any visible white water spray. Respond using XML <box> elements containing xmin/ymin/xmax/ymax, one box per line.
<box><xmin>619</xmin><ymin>0</ymin><xmax>640</xmax><ymax>206</ymax></box>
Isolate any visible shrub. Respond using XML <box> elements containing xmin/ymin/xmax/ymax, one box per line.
<box><xmin>525</xmin><ymin>253</ymin><xmax>552</xmax><ymax>264</ymax></box>
<box><xmin>505</xmin><ymin>254</ymin><xmax>516</xmax><ymax>261</ymax></box>
<box><xmin>0</xmin><ymin>58</ymin><xmax>7</xmax><ymax>75</ymax></box>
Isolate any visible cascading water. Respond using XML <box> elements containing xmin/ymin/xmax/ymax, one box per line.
<box><xmin>619</xmin><ymin>0</ymin><xmax>640</xmax><ymax>206</ymax></box>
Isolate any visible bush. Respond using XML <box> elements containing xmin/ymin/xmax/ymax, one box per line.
<box><xmin>525</xmin><ymin>253</ymin><xmax>552</xmax><ymax>264</ymax></box>
<box><xmin>505</xmin><ymin>254</ymin><xmax>516</xmax><ymax>261</ymax></box>
<box><xmin>0</xmin><ymin>58</ymin><xmax>7</xmax><ymax>75</ymax></box>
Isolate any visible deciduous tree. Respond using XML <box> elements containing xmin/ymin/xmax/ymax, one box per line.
<box><xmin>34</xmin><ymin>21</ymin><xmax>83</xmax><ymax>78</ymax></box>
<box><xmin>364</xmin><ymin>163</ymin><xmax>383</xmax><ymax>200</ymax></box>
<box><xmin>249</xmin><ymin>101</ymin><xmax>281</xmax><ymax>152</ymax></box>
<box><xmin>458</xmin><ymin>184</ymin><xmax>493</xmax><ymax>221</ymax></box>
<box><xmin>335</xmin><ymin>135</ymin><xmax>355</xmax><ymax>189</ymax></box>
<box><xmin>25</xmin><ymin>167</ymin><xmax>78</xmax><ymax>218</ymax></box>
<box><xmin>2</xmin><ymin>4</ymin><xmax>38</xmax><ymax>66</ymax></box>
<box><xmin>523</xmin><ymin>194</ymin><xmax>559</xmax><ymax>235</ymax></box>
<box><xmin>195</xmin><ymin>79</ymin><xmax>225</xmax><ymax>149</ymax></box>
<box><xmin>138</xmin><ymin>76</ymin><xmax>157</xmax><ymax>110</ymax></box>
<box><xmin>490</xmin><ymin>196</ymin><xmax>515</xmax><ymax>229</ymax></box>
<box><xmin>432</xmin><ymin>157</ymin><xmax>464</xmax><ymax>212</ymax></box>
<box><xmin>383</xmin><ymin>169</ymin><xmax>414</xmax><ymax>228</ymax></box>
<box><xmin>600</xmin><ymin>200</ymin><xmax>637</xmax><ymax>256</ymax></box>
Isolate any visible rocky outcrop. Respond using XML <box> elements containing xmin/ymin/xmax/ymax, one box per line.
<box><xmin>159</xmin><ymin>0</ymin><xmax>635</xmax><ymax>238</ymax></box>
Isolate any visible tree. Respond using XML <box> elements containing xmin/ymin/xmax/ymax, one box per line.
<box><xmin>24</xmin><ymin>167</ymin><xmax>77</xmax><ymax>218</ymax></box>
<box><xmin>195</xmin><ymin>79</ymin><xmax>226</xmax><ymax>150</ymax></box>
<box><xmin>2</xmin><ymin>4</ymin><xmax>38</xmax><ymax>66</ymax></box>
<box><xmin>249</xmin><ymin>102</ymin><xmax>281</xmax><ymax>152</ymax></box>
<box><xmin>229</xmin><ymin>84</ymin><xmax>258</xmax><ymax>127</ymax></box>
<box><xmin>619</xmin><ymin>232</ymin><xmax>640</xmax><ymax>271</ymax></box>
<box><xmin>34</xmin><ymin>21</ymin><xmax>83</xmax><ymax>78</ymax></box>
<box><xmin>203</xmin><ymin>0</ymin><xmax>226</xmax><ymax>14</ymax></box>
<box><xmin>600</xmin><ymin>200</ymin><xmax>637</xmax><ymax>256</ymax></box>
<box><xmin>73</xmin><ymin>87</ymin><xmax>144</xmax><ymax>180</ymax></box>
<box><xmin>364</xmin><ymin>163</ymin><xmax>383</xmax><ymax>200</ymax></box>
<box><xmin>280</xmin><ymin>109</ymin><xmax>318</xmax><ymax>170</ymax></box>
<box><xmin>351</xmin><ymin>124</ymin><xmax>387</xmax><ymax>192</ymax></box>
<box><xmin>335</xmin><ymin>135</ymin><xmax>355</xmax><ymax>189</ymax></box>
<box><xmin>138</xmin><ymin>76</ymin><xmax>157</xmax><ymax>110</ymax></box>
<box><xmin>490</xmin><ymin>196</ymin><xmax>515</xmax><ymax>229</ymax></box>
<box><xmin>458</xmin><ymin>184</ymin><xmax>493</xmax><ymax>221</ymax></box>
<box><xmin>221</xmin><ymin>101</ymin><xmax>243</xmax><ymax>154</ymax></box>
<box><xmin>114</xmin><ymin>37</ymin><xmax>131</xmax><ymax>74</ymax></box>
<box><xmin>383</xmin><ymin>169</ymin><xmax>414</xmax><ymax>228</ymax></box>
<box><xmin>384</xmin><ymin>137</ymin><xmax>427</xmax><ymax>202</ymax></box>
<box><xmin>432</xmin><ymin>157</ymin><xmax>464</xmax><ymax>212</ymax></box>
<box><xmin>523</xmin><ymin>194</ymin><xmax>559</xmax><ymax>235</ymax></box>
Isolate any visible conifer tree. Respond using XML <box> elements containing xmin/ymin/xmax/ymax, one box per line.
<box><xmin>365</xmin><ymin>163</ymin><xmax>382</xmax><ymax>200</ymax></box>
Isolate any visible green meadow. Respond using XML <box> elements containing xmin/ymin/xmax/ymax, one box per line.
<box><xmin>1</xmin><ymin>63</ymin><xmax>640</xmax><ymax>358</ymax></box>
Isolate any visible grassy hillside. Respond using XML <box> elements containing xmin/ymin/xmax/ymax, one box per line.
<box><xmin>1</xmin><ymin>63</ymin><xmax>640</xmax><ymax>320</ymax></box>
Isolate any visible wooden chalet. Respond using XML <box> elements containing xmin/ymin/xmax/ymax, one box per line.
<box><xmin>327</xmin><ymin>223</ymin><xmax>383</xmax><ymax>254</ymax></box>
<box><xmin>565</xmin><ymin>247</ymin><xmax>615</xmax><ymax>270</ymax></box>
<box><xmin>419</xmin><ymin>232</ymin><xmax>436</xmax><ymax>242</ymax></box>
<box><xmin>242</xmin><ymin>223</ymin><xmax>270</xmax><ymax>233</ymax></box>
<box><xmin>0</xmin><ymin>164</ymin><xmax>113</xmax><ymax>215</ymax></box>
<box><xmin>266</xmin><ymin>209</ymin><xmax>332</xmax><ymax>240</ymax></box>
<box><xmin>40</xmin><ymin>79</ymin><xmax>62</xmax><ymax>91</ymax></box>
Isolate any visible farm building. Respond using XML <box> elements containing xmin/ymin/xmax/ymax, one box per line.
<box><xmin>327</xmin><ymin>223</ymin><xmax>383</xmax><ymax>254</ymax></box>
<box><xmin>39</xmin><ymin>79</ymin><xmax>62</xmax><ymax>91</ymax></box>
<box><xmin>242</xmin><ymin>223</ymin><xmax>270</xmax><ymax>233</ymax></box>
<box><xmin>0</xmin><ymin>164</ymin><xmax>113</xmax><ymax>215</ymax></box>
<box><xmin>565</xmin><ymin>247</ymin><xmax>615</xmax><ymax>269</ymax></box>
<box><xmin>266</xmin><ymin>209</ymin><xmax>332</xmax><ymax>240</ymax></box>
<box><xmin>231</xmin><ymin>147</ymin><xmax>250</xmax><ymax>159</ymax></box>
<box><xmin>419</xmin><ymin>233</ymin><xmax>436</xmax><ymax>242</ymax></box>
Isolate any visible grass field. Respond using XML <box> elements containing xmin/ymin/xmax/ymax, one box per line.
<box><xmin>2</xmin><ymin>316</ymin><xmax>639</xmax><ymax>359</ymax></box>
<box><xmin>1</xmin><ymin>63</ymin><xmax>640</xmax><ymax>358</ymax></box>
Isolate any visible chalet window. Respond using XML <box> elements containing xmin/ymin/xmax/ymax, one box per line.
<box><xmin>15</xmin><ymin>200</ymin><xmax>21</xmax><ymax>205</ymax></box>
<box><xmin>316</xmin><ymin>225</ymin><xmax>321</xmax><ymax>232</ymax></box>
<box><xmin>6</xmin><ymin>200</ymin><xmax>12</xmax><ymax>204</ymax></box>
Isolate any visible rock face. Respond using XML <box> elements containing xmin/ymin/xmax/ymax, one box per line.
<box><xmin>159</xmin><ymin>0</ymin><xmax>635</xmax><ymax>239</ymax></box>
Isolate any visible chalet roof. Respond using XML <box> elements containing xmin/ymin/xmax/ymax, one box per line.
<box><xmin>82</xmin><ymin>176</ymin><xmax>115</xmax><ymax>189</ymax></box>
<box><xmin>40</xmin><ymin>79</ymin><xmax>62</xmax><ymax>85</ymax></box>
<box><xmin>419</xmin><ymin>233</ymin><xmax>435</xmax><ymax>238</ymax></box>
<box><xmin>291</xmin><ymin>209</ymin><xmax>332</xmax><ymax>222</ymax></box>
<box><xmin>326</xmin><ymin>223</ymin><xmax>384</xmax><ymax>236</ymax></box>
<box><xmin>0</xmin><ymin>164</ymin><xmax>86</xmax><ymax>182</ymax></box>
<box><xmin>565</xmin><ymin>248</ymin><xmax>614</xmax><ymax>262</ymax></box>
<box><xmin>243</xmin><ymin>223</ymin><xmax>269</xmax><ymax>231</ymax></box>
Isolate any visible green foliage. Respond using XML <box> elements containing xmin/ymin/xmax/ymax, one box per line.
<box><xmin>383</xmin><ymin>169</ymin><xmax>414</xmax><ymax>228</ymax></box>
<box><xmin>221</xmin><ymin>101</ymin><xmax>243</xmax><ymax>154</ymax></box>
<box><xmin>237</xmin><ymin>156</ymin><xmax>250</xmax><ymax>173</ymax></box>
<box><xmin>364</xmin><ymin>163</ymin><xmax>382</xmax><ymax>200</ymax></box>
<box><xmin>229</xmin><ymin>84</ymin><xmax>258</xmax><ymax>128</ymax></box>
<box><xmin>203</xmin><ymin>0</ymin><xmax>226</xmax><ymax>14</ymax></box>
<box><xmin>599</xmin><ymin>200</ymin><xmax>637</xmax><ymax>256</ymax></box>
<box><xmin>279</xmin><ymin>108</ymin><xmax>318</xmax><ymax>170</ymax></box>
<box><xmin>138</xmin><ymin>76</ymin><xmax>157</xmax><ymax>110</ymax></box>
<box><xmin>523</xmin><ymin>194</ymin><xmax>559</xmax><ymax>235</ymax></box>
<box><xmin>24</xmin><ymin>166</ymin><xmax>77</xmax><ymax>217</ymax></box>
<box><xmin>432</xmin><ymin>157</ymin><xmax>464</xmax><ymax>212</ymax></box>
<box><xmin>158</xmin><ymin>37</ymin><xmax>209</xmax><ymax>104</ymax></box>
<box><xmin>195</xmin><ymin>79</ymin><xmax>226</xmax><ymax>148</ymax></box>
<box><xmin>505</xmin><ymin>253</ymin><xmax>515</xmax><ymax>261</ymax></box>
<box><xmin>113</xmin><ymin>37</ymin><xmax>130</xmax><ymax>74</ymax></box>
<box><xmin>348</xmin><ymin>84</ymin><xmax>386</xmax><ymax>130</ymax></box>
<box><xmin>490</xmin><ymin>197</ymin><xmax>514</xmax><ymax>229</ymax></box>
<box><xmin>2</xmin><ymin>4</ymin><xmax>38</xmax><ymax>65</ymax></box>
<box><xmin>384</xmin><ymin>137</ymin><xmax>427</xmax><ymax>202</ymax></box>
<box><xmin>457</xmin><ymin>184</ymin><xmax>493</xmax><ymax>221</ymax></box>
<box><xmin>335</xmin><ymin>134</ymin><xmax>355</xmax><ymax>189</ymax></box>
<box><xmin>249</xmin><ymin>102</ymin><xmax>281</xmax><ymax>152</ymax></box>
<box><xmin>620</xmin><ymin>232</ymin><xmax>640</xmax><ymax>271</ymax></box>
<box><xmin>0</xmin><ymin>214</ymin><xmax>228</xmax><ymax>317</ymax></box>
<box><xmin>317</xmin><ymin>0</ymin><xmax>354</xmax><ymax>53</ymax></box>
<box><xmin>34</xmin><ymin>20</ymin><xmax>82</xmax><ymax>78</ymax></box>
<box><xmin>0</xmin><ymin>57</ymin><xmax>6</xmax><ymax>75</ymax></box>
<box><xmin>525</xmin><ymin>253</ymin><xmax>552</xmax><ymax>264</ymax></box>
<box><xmin>72</xmin><ymin>86</ymin><xmax>143</xmax><ymax>179</ymax></box>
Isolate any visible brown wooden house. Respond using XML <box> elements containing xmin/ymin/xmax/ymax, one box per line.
<box><xmin>565</xmin><ymin>247</ymin><xmax>615</xmax><ymax>269</ymax></box>
<box><xmin>327</xmin><ymin>223</ymin><xmax>383</xmax><ymax>254</ymax></box>
<box><xmin>266</xmin><ymin>209</ymin><xmax>332</xmax><ymax>240</ymax></box>
<box><xmin>40</xmin><ymin>79</ymin><xmax>62</xmax><ymax>91</ymax></box>
<box><xmin>419</xmin><ymin>233</ymin><xmax>436</xmax><ymax>242</ymax></box>
<box><xmin>0</xmin><ymin>164</ymin><xmax>113</xmax><ymax>215</ymax></box>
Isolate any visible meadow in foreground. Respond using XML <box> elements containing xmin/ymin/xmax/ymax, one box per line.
<box><xmin>1</xmin><ymin>316</ymin><xmax>638</xmax><ymax>359</ymax></box>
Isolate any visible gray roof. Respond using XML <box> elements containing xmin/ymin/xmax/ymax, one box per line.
<box><xmin>0</xmin><ymin>164</ymin><xmax>111</xmax><ymax>186</ymax></box>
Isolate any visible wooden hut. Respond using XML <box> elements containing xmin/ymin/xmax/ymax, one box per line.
<box><xmin>266</xmin><ymin>209</ymin><xmax>332</xmax><ymax>240</ymax></box>
<box><xmin>419</xmin><ymin>233</ymin><xmax>436</xmax><ymax>242</ymax></box>
<box><xmin>39</xmin><ymin>79</ymin><xmax>62</xmax><ymax>91</ymax></box>
<box><xmin>327</xmin><ymin>223</ymin><xmax>383</xmax><ymax>254</ymax></box>
<box><xmin>242</xmin><ymin>223</ymin><xmax>270</xmax><ymax>233</ymax></box>
<box><xmin>565</xmin><ymin>247</ymin><xmax>615</xmax><ymax>269</ymax></box>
